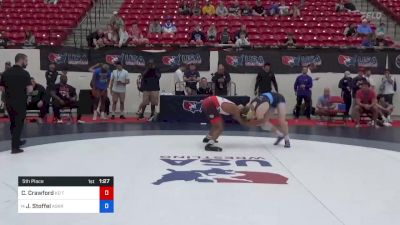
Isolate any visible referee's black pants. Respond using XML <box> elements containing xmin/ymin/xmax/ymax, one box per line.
<box><xmin>7</xmin><ymin>103</ymin><xmax>26</xmax><ymax>149</ymax></box>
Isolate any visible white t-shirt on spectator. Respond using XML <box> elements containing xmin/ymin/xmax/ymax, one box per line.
<box><xmin>381</xmin><ymin>76</ymin><xmax>395</xmax><ymax>95</ymax></box>
<box><xmin>174</xmin><ymin>68</ymin><xmax>185</xmax><ymax>92</ymax></box>
<box><xmin>111</xmin><ymin>69</ymin><xmax>129</xmax><ymax>93</ymax></box>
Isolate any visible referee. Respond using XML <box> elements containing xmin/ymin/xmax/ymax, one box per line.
<box><xmin>0</xmin><ymin>54</ymin><xmax>32</xmax><ymax>154</ymax></box>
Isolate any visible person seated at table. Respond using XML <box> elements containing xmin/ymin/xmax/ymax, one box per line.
<box><xmin>315</xmin><ymin>88</ymin><xmax>336</xmax><ymax>121</ymax></box>
<box><xmin>377</xmin><ymin>95</ymin><xmax>394</xmax><ymax>127</ymax></box>
<box><xmin>353</xmin><ymin>80</ymin><xmax>379</xmax><ymax>128</ymax></box>
<box><xmin>51</xmin><ymin>75</ymin><xmax>84</xmax><ymax>124</ymax></box>
<box><xmin>197</xmin><ymin>77</ymin><xmax>213</xmax><ymax>95</ymax></box>
<box><xmin>27</xmin><ymin>77</ymin><xmax>47</xmax><ymax>123</ymax></box>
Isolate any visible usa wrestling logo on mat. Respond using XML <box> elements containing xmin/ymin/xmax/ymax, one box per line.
<box><xmin>153</xmin><ymin>156</ymin><xmax>288</xmax><ymax>185</ymax></box>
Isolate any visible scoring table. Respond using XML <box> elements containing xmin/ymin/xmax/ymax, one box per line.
<box><xmin>18</xmin><ymin>176</ymin><xmax>114</xmax><ymax>213</ymax></box>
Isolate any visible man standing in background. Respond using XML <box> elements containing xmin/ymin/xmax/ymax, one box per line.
<box><xmin>110</xmin><ymin>61</ymin><xmax>129</xmax><ymax>119</ymax></box>
<box><xmin>184</xmin><ymin>64</ymin><xmax>200</xmax><ymax>96</ymax></box>
<box><xmin>351</xmin><ymin>69</ymin><xmax>367</xmax><ymax>112</ymax></box>
<box><xmin>137</xmin><ymin>59</ymin><xmax>161</xmax><ymax>119</ymax></box>
<box><xmin>255</xmin><ymin>63</ymin><xmax>278</xmax><ymax>95</ymax></box>
<box><xmin>174</xmin><ymin>64</ymin><xmax>186</xmax><ymax>95</ymax></box>
<box><xmin>338</xmin><ymin>71</ymin><xmax>353</xmax><ymax>118</ymax></box>
<box><xmin>0</xmin><ymin>54</ymin><xmax>32</xmax><ymax>154</ymax></box>
<box><xmin>0</xmin><ymin>61</ymin><xmax>12</xmax><ymax>117</ymax></box>
<box><xmin>212</xmin><ymin>64</ymin><xmax>231</xmax><ymax>96</ymax></box>
<box><xmin>294</xmin><ymin>66</ymin><xmax>313</xmax><ymax>119</ymax></box>
<box><xmin>91</xmin><ymin>64</ymin><xmax>111</xmax><ymax>120</ymax></box>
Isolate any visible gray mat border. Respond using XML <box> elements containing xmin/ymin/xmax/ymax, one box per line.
<box><xmin>0</xmin><ymin>130</ymin><xmax>399</xmax><ymax>153</ymax></box>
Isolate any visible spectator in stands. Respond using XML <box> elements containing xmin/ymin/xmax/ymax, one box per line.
<box><xmin>174</xmin><ymin>64</ymin><xmax>186</xmax><ymax>95</ymax></box>
<box><xmin>235</xmin><ymin>33</ymin><xmax>250</xmax><ymax>47</ymax></box>
<box><xmin>198</xmin><ymin>77</ymin><xmax>213</xmax><ymax>95</ymax></box>
<box><xmin>179</xmin><ymin>1</ymin><xmax>192</xmax><ymax>15</ymax></box>
<box><xmin>353</xmin><ymin>80</ymin><xmax>379</xmax><ymax>128</ymax></box>
<box><xmin>294</xmin><ymin>66</ymin><xmax>313</xmax><ymax>119</ymax></box>
<box><xmin>375</xmin><ymin>23</ymin><xmax>386</xmax><ymax>37</ymax></box>
<box><xmin>220</xmin><ymin>27</ymin><xmax>233</xmax><ymax>44</ymax></box>
<box><xmin>253</xmin><ymin>0</ymin><xmax>266</xmax><ymax>16</ymax></box>
<box><xmin>90</xmin><ymin>63</ymin><xmax>111</xmax><ymax>120</ymax></box>
<box><xmin>235</xmin><ymin>25</ymin><xmax>248</xmax><ymax>41</ymax></box>
<box><xmin>335</xmin><ymin>0</ymin><xmax>346</xmax><ymax>12</ymax></box>
<box><xmin>216</xmin><ymin>1</ymin><xmax>229</xmax><ymax>17</ymax></box>
<box><xmin>278</xmin><ymin>1</ymin><xmax>290</xmax><ymax>16</ymax></box>
<box><xmin>87</xmin><ymin>28</ymin><xmax>105</xmax><ymax>49</ymax></box>
<box><xmin>162</xmin><ymin>18</ymin><xmax>177</xmax><ymax>34</ymax></box>
<box><xmin>212</xmin><ymin>64</ymin><xmax>231</xmax><ymax>96</ymax></box>
<box><xmin>51</xmin><ymin>75</ymin><xmax>84</xmax><ymax>124</ymax></box>
<box><xmin>202</xmin><ymin>1</ymin><xmax>216</xmax><ymax>16</ymax></box>
<box><xmin>315</xmin><ymin>88</ymin><xmax>336</xmax><ymax>121</ymax></box>
<box><xmin>0</xmin><ymin>31</ymin><xmax>10</xmax><ymax>48</ymax></box>
<box><xmin>291</xmin><ymin>5</ymin><xmax>301</xmax><ymax>18</ymax></box>
<box><xmin>338</xmin><ymin>71</ymin><xmax>353</xmax><ymax>117</ymax></box>
<box><xmin>207</xmin><ymin>24</ymin><xmax>217</xmax><ymax>42</ymax></box>
<box><xmin>27</xmin><ymin>78</ymin><xmax>47</xmax><ymax>123</ymax></box>
<box><xmin>46</xmin><ymin>0</ymin><xmax>59</xmax><ymax>5</ymax></box>
<box><xmin>129</xmin><ymin>22</ymin><xmax>149</xmax><ymax>46</ymax></box>
<box><xmin>344</xmin><ymin>23</ymin><xmax>357</xmax><ymax>37</ymax></box>
<box><xmin>377</xmin><ymin>95</ymin><xmax>394</xmax><ymax>126</ymax></box>
<box><xmin>118</xmin><ymin>26</ymin><xmax>129</xmax><ymax>47</ymax></box>
<box><xmin>357</xmin><ymin>19</ymin><xmax>373</xmax><ymax>36</ymax></box>
<box><xmin>241</xmin><ymin>2</ymin><xmax>253</xmax><ymax>16</ymax></box>
<box><xmin>255</xmin><ymin>63</ymin><xmax>278</xmax><ymax>95</ymax></box>
<box><xmin>149</xmin><ymin>19</ymin><xmax>162</xmax><ymax>34</ymax></box>
<box><xmin>284</xmin><ymin>33</ymin><xmax>296</xmax><ymax>47</ymax></box>
<box><xmin>110</xmin><ymin>61</ymin><xmax>129</xmax><ymax>119</ymax></box>
<box><xmin>184</xmin><ymin>63</ymin><xmax>200</xmax><ymax>96</ymax></box>
<box><xmin>137</xmin><ymin>59</ymin><xmax>161</xmax><ymax>119</ymax></box>
<box><xmin>190</xmin><ymin>25</ymin><xmax>206</xmax><ymax>45</ymax></box>
<box><xmin>267</xmin><ymin>2</ymin><xmax>280</xmax><ymax>16</ymax></box>
<box><xmin>109</xmin><ymin>11</ymin><xmax>125</xmax><ymax>44</ymax></box>
<box><xmin>24</xmin><ymin>31</ymin><xmax>36</xmax><ymax>46</ymax></box>
<box><xmin>228</xmin><ymin>0</ymin><xmax>241</xmax><ymax>16</ymax></box>
<box><xmin>375</xmin><ymin>35</ymin><xmax>389</xmax><ymax>48</ymax></box>
<box><xmin>104</xmin><ymin>25</ymin><xmax>118</xmax><ymax>46</ymax></box>
<box><xmin>192</xmin><ymin>2</ymin><xmax>202</xmax><ymax>16</ymax></box>
<box><xmin>343</xmin><ymin>0</ymin><xmax>357</xmax><ymax>11</ymax></box>
<box><xmin>361</xmin><ymin>34</ymin><xmax>374</xmax><ymax>47</ymax></box>
<box><xmin>378</xmin><ymin>69</ymin><xmax>396</xmax><ymax>105</ymax></box>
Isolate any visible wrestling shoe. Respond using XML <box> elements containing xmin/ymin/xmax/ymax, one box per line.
<box><xmin>274</xmin><ymin>136</ymin><xmax>284</xmax><ymax>145</ymax></box>
<box><xmin>18</xmin><ymin>140</ymin><xmax>26</xmax><ymax>147</ymax></box>
<box><xmin>205</xmin><ymin>144</ymin><xmax>222</xmax><ymax>152</ymax></box>
<box><xmin>202</xmin><ymin>137</ymin><xmax>218</xmax><ymax>143</ymax></box>
<box><xmin>11</xmin><ymin>148</ymin><xmax>24</xmax><ymax>154</ymax></box>
<box><xmin>284</xmin><ymin>140</ymin><xmax>291</xmax><ymax>148</ymax></box>
<box><xmin>111</xmin><ymin>115</ymin><xmax>115</xmax><ymax>120</ymax></box>
<box><xmin>120</xmin><ymin>115</ymin><xmax>126</xmax><ymax>119</ymax></box>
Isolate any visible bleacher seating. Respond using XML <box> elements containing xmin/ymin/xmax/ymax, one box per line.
<box><xmin>0</xmin><ymin>0</ymin><xmax>93</xmax><ymax>45</ymax></box>
<box><xmin>371</xmin><ymin>0</ymin><xmax>400</xmax><ymax>22</ymax></box>
<box><xmin>118</xmin><ymin>0</ymin><xmax>367</xmax><ymax>46</ymax></box>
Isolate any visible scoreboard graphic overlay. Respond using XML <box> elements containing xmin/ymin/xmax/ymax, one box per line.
<box><xmin>18</xmin><ymin>176</ymin><xmax>114</xmax><ymax>213</ymax></box>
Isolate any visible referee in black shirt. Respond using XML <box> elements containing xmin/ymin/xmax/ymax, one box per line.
<box><xmin>0</xmin><ymin>54</ymin><xmax>32</xmax><ymax>154</ymax></box>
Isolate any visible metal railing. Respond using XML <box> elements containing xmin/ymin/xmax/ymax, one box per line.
<box><xmin>65</xmin><ymin>0</ymin><xmax>114</xmax><ymax>48</ymax></box>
